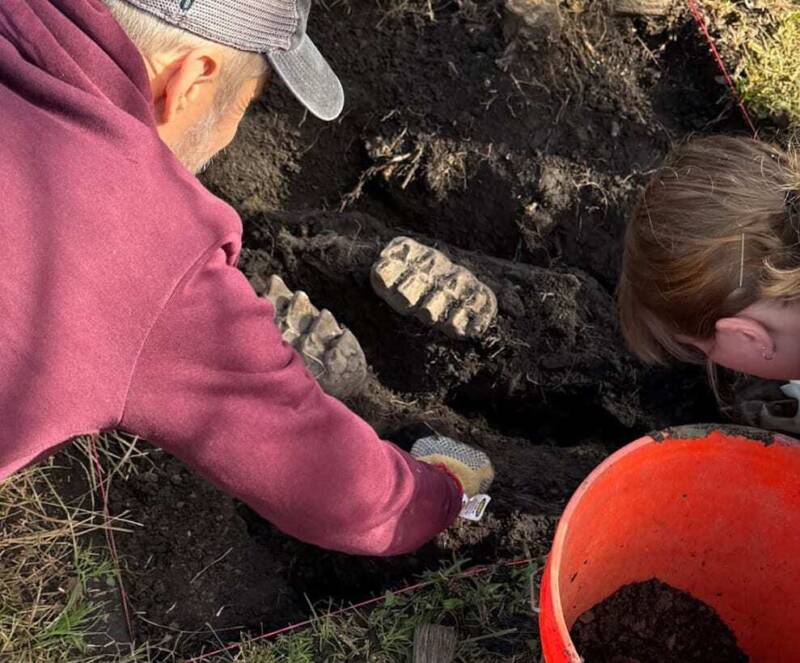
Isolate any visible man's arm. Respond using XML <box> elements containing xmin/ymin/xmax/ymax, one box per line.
<box><xmin>118</xmin><ymin>245</ymin><xmax>463</xmax><ymax>555</ymax></box>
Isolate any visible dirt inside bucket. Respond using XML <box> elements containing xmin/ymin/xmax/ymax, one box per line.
<box><xmin>571</xmin><ymin>579</ymin><xmax>748</xmax><ymax>663</ymax></box>
<box><xmin>49</xmin><ymin>0</ymin><xmax>761</xmax><ymax>657</ymax></box>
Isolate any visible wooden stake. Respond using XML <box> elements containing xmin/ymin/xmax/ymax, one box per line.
<box><xmin>413</xmin><ymin>624</ymin><xmax>458</xmax><ymax>663</ymax></box>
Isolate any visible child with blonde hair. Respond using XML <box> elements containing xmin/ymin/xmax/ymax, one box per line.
<box><xmin>619</xmin><ymin>136</ymin><xmax>800</xmax><ymax>426</ymax></box>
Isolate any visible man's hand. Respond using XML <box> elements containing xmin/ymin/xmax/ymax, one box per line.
<box><xmin>727</xmin><ymin>379</ymin><xmax>800</xmax><ymax>435</ymax></box>
<box><xmin>411</xmin><ymin>435</ymin><xmax>494</xmax><ymax>497</ymax></box>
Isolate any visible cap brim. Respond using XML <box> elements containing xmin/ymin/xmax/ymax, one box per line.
<box><xmin>267</xmin><ymin>35</ymin><xmax>344</xmax><ymax>122</ymax></box>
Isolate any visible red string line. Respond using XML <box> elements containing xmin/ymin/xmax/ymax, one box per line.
<box><xmin>89</xmin><ymin>434</ymin><xmax>135</xmax><ymax>643</ymax></box>
<box><xmin>186</xmin><ymin>558</ymin><xmax>537</xmax><ymax>663</ymax></box>
<box><xmin>686</xmin><ymin>0</ymin><xmax>758</xmax><ymax>136</ymax></box>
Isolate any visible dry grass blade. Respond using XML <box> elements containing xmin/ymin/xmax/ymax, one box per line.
<box><xmin>0</xmin><ymin>462</ymin><xmax>110</xmax><ymax>661</ymax></box>
<box><xmin>377</xmin><ymin>0</ymin><xmax>437</xmax><ymax>27</ymax></box>
<box><xmin>0</xmin><ymin>434</ymin><xmax>164</xmax><ymax>662</ymax></box>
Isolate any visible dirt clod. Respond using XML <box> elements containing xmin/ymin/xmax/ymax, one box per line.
<box><xmin>503</xmin><ymin>0</ymin><xmax>563</xmax><ymax>41</ymax></box>
<box><xmin>571</xmin><ymin>579</ymin><xmax>748</xmax><ymax>663</ymax></box>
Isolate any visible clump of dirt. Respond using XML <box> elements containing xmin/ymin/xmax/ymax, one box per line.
<box><xmin>60</xmin><ymin>0</ymin><xmax>750</xmax><ymax>655</ymax></box>
<box><xmin>571</xmin><ymin>579</ymin><xmax>748</xmax><ymax>663</ymax></box>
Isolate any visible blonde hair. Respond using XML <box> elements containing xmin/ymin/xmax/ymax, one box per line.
<box><xmin>102</xmin><ymin>0</ymin><xmax>267</xmax><ymax>106</ymax></box>
<box><xmin>618</xmin><ymin>135</ymin><xmax>800</xmax><ymax>365</ymax></box>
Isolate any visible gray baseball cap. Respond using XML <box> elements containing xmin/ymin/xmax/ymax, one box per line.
<box><xmin>121</xmin><ymin>0</ymin><xmax>344</xmax><ymax>121</ymax></box>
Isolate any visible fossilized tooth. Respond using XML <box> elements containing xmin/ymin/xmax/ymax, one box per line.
<box><xmin>263</xmin><ymin>275</ymin><xmax>367</xmax><ymax>399</ymax></box>
<box><xmin>264</xmin><ymin>274</ymin><xmax>307</xmax><ymax>341</ymax></box>
<box><xmin>320</xmin><ymin>329</ymin><xmax>366</xmax><ymax>392</ymax></box>
<box><xmin>285</xmin><ymin>291</ymin><xmax>317</xmax><ymax>336</ymax></box>
<box><xmin>264</xmin><ymin>273</ymin><xmax>294</xmax><ymax>303</ymax></box>
<box><xmin>371</xmin><ymin>237</ymin><xmax>498</xmax><ymax>340</ymax></box>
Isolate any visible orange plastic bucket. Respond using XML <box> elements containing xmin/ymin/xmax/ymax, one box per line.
<box><xmin>539</xmin><ymin>424</ymin><xmax>800</xmax><ymax>663</ymax></box>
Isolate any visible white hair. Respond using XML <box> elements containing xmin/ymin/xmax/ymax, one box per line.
<box><xmin>102</xmin><ymin>0</ymin><xmax>267</xmax><ymax>104</ymax></box>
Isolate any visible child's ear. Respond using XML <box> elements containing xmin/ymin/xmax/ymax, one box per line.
<box><xmin>713</xmin><ymin>317</ymin><xmax>775</xmax><ymax>361</ymax></box>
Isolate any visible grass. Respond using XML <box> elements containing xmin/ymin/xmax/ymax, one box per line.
<box><xmin>738</xmin><ymin>10</ymin><xmax>800</xmax><ymax>125</ymax></box>
<box><xmin>701</xmin><ymin>2</ymin><xmax>800</xmax><ymax>127</ymax></box>
<box><xmin>0</xmin><ymin>453</ymin><xmax>112</xmax><ymax>661</ymax></box>
<box><xmin>0</xmin><ymin>434</ymin><xmax>156</xmax><ymax>662</ymax></box>
<box><xmin>209</xmin><ymin>560</ymin><xmax>541</xmax><ymax>663</ymax></box>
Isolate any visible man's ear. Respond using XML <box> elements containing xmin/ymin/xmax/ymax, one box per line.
<box><xmin>160</xmin><ymin>48</ymin><xmax>221</xmax><ymax>123</ymax></box>
<box><xmin>713</xmin><ymin>316</ymin><xmax>775</xmax><ymax>360</ymax></box>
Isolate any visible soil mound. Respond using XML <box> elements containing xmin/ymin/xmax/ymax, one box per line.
<box><xmin>571</xmin><ymin>579</ymin><xmax>748</xmax><ymax>663</ymax></box>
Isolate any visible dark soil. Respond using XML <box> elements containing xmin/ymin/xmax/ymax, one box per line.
<box><xmin>51</xmin><ymin>0</ymin><xmax>752</xmax><ymax>657</ymax></box>
<box><xmin>571</xmin><ymin>579</ymin><xmax>748</xmax><ymax>663</ymax></box>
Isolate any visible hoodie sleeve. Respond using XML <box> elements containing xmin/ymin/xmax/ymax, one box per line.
<box><xmin>118</xmin><ymin>244</ymin><xmax>463</xmax><ymax>556</ymax></box>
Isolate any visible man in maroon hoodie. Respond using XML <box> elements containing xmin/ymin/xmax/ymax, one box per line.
<box><xmin>0</xmin><ymin>0</ymin><xmax>496</xmax><ymax>555</ymax></box>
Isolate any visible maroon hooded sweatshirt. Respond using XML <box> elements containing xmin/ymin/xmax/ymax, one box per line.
<box><xmin>0</xmin><ymin>0</ymin><xmax>461</xmax><ymax>555</ymax></box>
